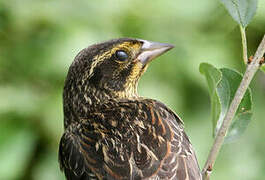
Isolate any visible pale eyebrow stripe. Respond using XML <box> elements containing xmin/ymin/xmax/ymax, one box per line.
<box><xmin>88</xmin><ymin>51</ymin><xmax>111</xmax><ymax>77</ymax></box>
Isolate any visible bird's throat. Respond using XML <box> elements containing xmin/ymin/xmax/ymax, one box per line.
<box><xmin>86</xmin><ymin>82</ymin><xmax>139</xmax><ymax>106</ymax></box>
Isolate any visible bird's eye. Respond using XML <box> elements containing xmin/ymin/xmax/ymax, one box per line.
<box><xmin>115</xmin><ymin>50</ymin><xmax>128</xmax><ymax>61</ymax></box>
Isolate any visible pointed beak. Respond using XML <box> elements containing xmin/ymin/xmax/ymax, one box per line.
<box><xmin>137</xmin><ymin>40</ymin><xmax>174</xmax><ymax>65</ymax></box>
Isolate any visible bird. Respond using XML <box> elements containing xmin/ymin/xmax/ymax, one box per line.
<box><xmin>59</xmin><ymin>38</ymin><xmax>202</xmax><ymax>180</ymax></box>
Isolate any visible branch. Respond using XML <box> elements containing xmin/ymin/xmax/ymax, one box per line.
<box><xmin>202</xmin><ymin>34</ymin><xmax>265</xmax><ymax>180</ymax></box>
<box><xmin>240</xmin><ymin>26</ymin><xmax>248</xmax><ymax>64</ymax></box>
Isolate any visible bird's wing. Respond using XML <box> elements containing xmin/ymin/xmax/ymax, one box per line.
<box><xmin>59</xmin><ymin>124</ymin><xmax>100</xmax><ymax>180</ymax></box>
<box><xmin>146</xmin><ymin>100</ymin><xmax>202</xmax><ymax>180</ymax></box>
<box><xmin>59</xmin><ymin>100</ymin><xmax>201</xmax><ymax>180</ymax></box>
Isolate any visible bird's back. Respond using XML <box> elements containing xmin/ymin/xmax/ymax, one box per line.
<box><xmin>59</xmin><ymin>99</ymin><xmax>201</xmax><ymax>180</ymax></box>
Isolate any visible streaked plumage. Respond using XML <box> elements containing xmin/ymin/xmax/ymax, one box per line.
<box><xmin>59</xmin><ymin>38</ymin><xmax>202</xmax><ymax>180</ymax></box>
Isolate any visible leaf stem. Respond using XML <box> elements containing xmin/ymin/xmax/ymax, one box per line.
<box><xmin>202</xmin><ymin>34</ymin><xmax>265</xmax><ymax>180</ymax></box>
<box><xmin>240</xmin><ymin>26</ymin><xmax>248</xmax><ymax>64</ymax></box>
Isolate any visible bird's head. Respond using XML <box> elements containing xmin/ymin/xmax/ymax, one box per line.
<box><xmin>63</xmin><ymin>38</ymin><xmax>174</xmax><ymax>116</ymax></box>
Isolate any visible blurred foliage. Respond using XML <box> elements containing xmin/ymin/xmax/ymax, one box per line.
<box><xmin>0</xmin><ymin>0</ymin><xmax>264</xmax><ymax>179</ymax></box>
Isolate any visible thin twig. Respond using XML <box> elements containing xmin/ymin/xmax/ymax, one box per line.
<box><xmin>202</xmin><ymin>35</ymin><xmax>265</xmax><ymax>180</ymax></box>
<box><xmin>240</xmin><ymin>26</ymin><xmax>248</xmax><ymax>64</ymax></box>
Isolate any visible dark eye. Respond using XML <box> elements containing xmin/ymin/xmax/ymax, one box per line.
<box><xmin>115</xmin><ymin>50</ymin><xmax>128</xmax><ymax>61</ymax></box>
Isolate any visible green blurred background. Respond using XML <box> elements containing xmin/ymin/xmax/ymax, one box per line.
<box><xmin>0</xmin><ymin>0</ymin><xmax>264</xmax><ymax>179</ymax></box>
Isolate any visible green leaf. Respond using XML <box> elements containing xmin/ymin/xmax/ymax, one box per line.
<box><xmin>218</xmin><ymin>68</ymin><xmax>252</xmax><ymax>142</ymax></box>
<box><xmin>199</xmin><ymin>63</ymin><xmax>222</xmax><ymax>135</ymax></box>
<box><xmin>200</xmin><ymin>63</ymin><xmax>253</xmax><ymax>142</ymax></box>
<box><xmin>261</xmin><ymin>65</ymin><xmax>265</xmax><ymax>73</ymax></box>
<box><xmin>226</xmin><ymin>112</ymin><xmax>252</xmax><ymax>142</ymax></box>
<box><xmin>220</xmin><ymin>0</ymin><xmax>258</xmax><ymax>27</ymax></box>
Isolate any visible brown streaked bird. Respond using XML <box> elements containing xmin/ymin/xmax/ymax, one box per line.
<box><xmin>59</xmin><ymin>38</ymin><xmax>202</xmax><ymax>180</ymax></box>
